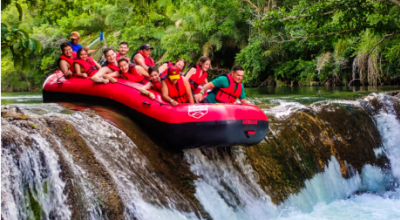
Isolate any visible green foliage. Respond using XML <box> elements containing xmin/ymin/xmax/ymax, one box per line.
<box><xmin>235</xmin><ymin>39</ymin><xmax>267</xmax><ymax>85</ymax></box>
<box><xmin>2</xmin><ymin>0</ymin><xmax>400</xmax><ymax>91</ymax></box>
<box><xmin>273</xmin><ymin>59</ymin><xmax>316</xmax><ymax>85</ymax></box>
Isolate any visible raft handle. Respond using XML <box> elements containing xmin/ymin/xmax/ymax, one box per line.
<box><xmin>245</xmin><ymin>130</ymin><xmax>256</xmax><ymax>138</ymax></box>
<box><xmin>142</xmin><ymin>101</ymin><xmax>151</xmax><ymax>106</ymax></box>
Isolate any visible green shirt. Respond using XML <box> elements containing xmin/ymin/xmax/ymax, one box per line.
<box><xmin>205</xmin><ymin>75</ymin><xmax>246</xmax><ymax>103</ymax></box>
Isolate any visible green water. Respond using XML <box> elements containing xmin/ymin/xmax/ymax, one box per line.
<box><xmin>246</xmin><ymin>85</ymin><xmax>400</xmax><ymax>104</ymax></box>
<box><xmin>1</xmin><ymin>91</ymin><xmax>43</xmax><ymax>105</ymax></box>
<box><xmin>2</xmin><ymin>86</ymin><xmax>400</xmax><ymax>105</ymax></box>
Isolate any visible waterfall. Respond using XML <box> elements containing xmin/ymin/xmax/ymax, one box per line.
<box><xmin>2</xmin><ymin>92</ymin><xmax>400</xmax><ymax>220</ymax></box>
<box><xmin>2</xmin><ymin>123</ymin><xmax>71</xmax><ymax>219</ymax></box>
<box><xmin>184</xmin><ymin>148</ymin><xmax>278</xmax><ymax>220</ymax></box>
<box><xmin>2</xmin><ymin>105</ymin><xmax>201</xmax><ymax>220</ymax></box>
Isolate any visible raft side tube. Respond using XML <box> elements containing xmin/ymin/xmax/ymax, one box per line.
<box><xmin>42</xmin><ymin>73</ymin><xmax>269</xmax><ymax>149</ymax></box>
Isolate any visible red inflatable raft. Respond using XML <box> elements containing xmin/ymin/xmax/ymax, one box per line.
<box><xmin>42</xmin><ymin>71</ymin><xmax>269</xmax><ymax>149</ymax></box>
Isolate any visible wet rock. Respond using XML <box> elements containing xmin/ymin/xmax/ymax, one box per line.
<box><xmin>1</xmin><ymin>108</ymin><xmax>126</xmax><ymax>220</ymax></box>
<box><xmin>245</xmin><ymin>103</ymin><xmax>384</xmax><ymax>204</ymax></box>
<box><xmin>388</xmin><ymin>91</ymin><xmax>400</xmax><ymax>98</ymax></box>
<box><xmin>1</xmin><ymin>106</ymin><xmax>29</xmax><ymax>119</ymax></box>
<box><xmin>96</xmin><ymin>109</ymin><xmax>207</xmax><ymax>218</ymax></box>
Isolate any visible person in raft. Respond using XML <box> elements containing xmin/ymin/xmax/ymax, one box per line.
<box><xmin>102</xmin><ymin>42</ymin><xmax>130</xmax><ymax>66</ymax></box>
<box><xmin>59</xmin><ymin>42</ymin><xmax>77</xmax><ymax>78</ymax></box>
<box><xmin>158</xmin><ymin>58</ymin><xmax>186</xmax><ymax>74</ymax></box>
<box><xmin>131</xmin><ymin>43</ymin><xmax>155</xmax><ymax>71</ymax></box>
<box><xmin>161</xmin><ymin>66</ymin><xmax>194</xmax><ymax>106</ymax></box>
<box><xmin>117</xmin><ymin>58</ymin><xmax>149</xmax><ymax>84</ymax></box>
<box><xmin>91</xmin><ymin>47</ymin><xmax>120</xmax><ymax>84</ymax></box>
<box><xmin>69</xmin><ymin>31</ymin><xmax>95</xmax><ymax>54</ymax></box>
<box><xmin>73</xmin><ymin>48</ymin><xmax>101</xmax><ymax>78</ymax></box>
<box><xmin>139</xmin><ymin>66</ymin><xmax>162</xmax><ymax>99</ymax></box>
<box><xmin>194</xmin><ymin>65</ymin><xmax>249</xmax><ymax>105</ymax></box>
<box><xmin>184</xmin><ymin>56</ymin><xmax>210</xmax><ymax>93</ymax></box>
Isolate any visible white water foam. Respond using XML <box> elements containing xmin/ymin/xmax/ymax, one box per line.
<box><xmin>1</xmin><ymin>129</ymin><xmax>71</xmax><ymax>219</ymax></box>
<box><xmin>4</xmin><ymin>94</ymin><xmax>400</xmax><ymax>220</ymax></box>
<box><xmin>1</xmin><ymin>95</ymin><xmax>42</xmax><ymax>100</ymax></box>
<box><xmin>59</xmin><ymin>110</ymin><xmax>200</xmax><ymax>220</ymax></box>
<box><xmin>263</xmin><ymin>100</ymin><xmax>307</xmax><ymax>118</ymax></box>
<box><xmin>185</xmin><ymin>148</ymin><xmax>278</xmax><ymax>220</ymax></box>
<box><xmin>275</xmin><ymin>95</ymin><xmax>400</xmax><ymax>220</ymax></box>
<box><xmin>282</xmin><ymin>157</ymin><xmax>362</xmax><ymax>213</ymax></box>
<box><xmin>185</xmin><ymin>95</ymin><xmax>400</xmax><ymax>220</ymax></box>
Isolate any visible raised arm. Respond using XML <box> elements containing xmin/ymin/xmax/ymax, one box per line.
<box><xmin>84</xmin><ymin>46</ymin><xmax>96</xmax><ymax>55</ymax></box>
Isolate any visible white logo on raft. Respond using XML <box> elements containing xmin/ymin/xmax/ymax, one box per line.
<box><xmin>188</xmin><ymin>105</ymin><xmax>209</xmax><ymax>119</ymax></box>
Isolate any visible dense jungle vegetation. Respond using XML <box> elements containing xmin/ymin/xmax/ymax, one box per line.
<box><xmin>1</xmin><ymin>0</ymin><xmax>400</xmax><ymax>91</ymax></box>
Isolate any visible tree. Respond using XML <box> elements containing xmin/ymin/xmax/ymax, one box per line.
<box><xmin>253</xmin><ymin>0</ymin><xmax>400</xmax><ymax>85</ymax></box>
<box><xmin>1</xmin><ymin>0</ymin><xmax>42</xmax><ymax>71</ymax></box>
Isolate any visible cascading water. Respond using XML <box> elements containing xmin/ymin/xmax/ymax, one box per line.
<box><xmin>2</xmin><ymin>105</ymin><xmax>201</xmax><ymax>220</ymax></box>
<box><xmin>184</xmin><ymin>148</ymin><xmax>278</xmax><ymax>220</ymax></box>
<box><xmin>2</xmin><ymin>91</ymin><xmax>400</xmax><ymax>220</ymax></box>
<box><xmin>1</xmin><ymin>128</ymin><xmax>71</xmax><ymax>220</ymax></box>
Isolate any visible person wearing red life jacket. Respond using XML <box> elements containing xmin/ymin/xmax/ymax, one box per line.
<box><xmin>92</xmin><ymin>47</ymin><xmax>148</xmax><ymax>84</ymax></box>
<box><xmin>131</xmin><ymin>44</ymin><xmax>155</xmax><ymax>71</ymax></box>
<box><xmin>139</xmin><ymin>66</ymin><xmax>162</xmax><ymax>100</ymax></box>
<box><xmin>101</xmin><ymin>42</ymin><xmax>130</xmax><ymax>67</ymax></box>
<box><xmin>73</xmin><ymin>48</ymin><xmax>101</xmax><ymax>78</ymax></box>
<box><xmin>91</xmin><ymin>47</ymin><xmax>120</xmax><ymax>84</ymax></box>
<box><xmin>117</xmin><ymin>59</ymin><xmax>149</xmax><ymax>84</ymax></box>
<box><xmin>184</xmin><ymin>56</ymin><xmax>210</xmax><ymax>93</ymax></box>
<box><xmin>161</xmin><ymin>66</ymin><xmax>194</xmax><ymax>107</ymax></box>
<box><xmin>195</xmin><ymin>65</ymin><xmax>250</xmax><ymax>105</ymax></box>
<box><xmin>158</xmin><ymin>58</ymin><xmax>186</xmax><ymax>74</ymax></box>
<box><xmin>59</xmin><ymin>42</ymin><xmax>77</xmax><ymax>78</ymax></box>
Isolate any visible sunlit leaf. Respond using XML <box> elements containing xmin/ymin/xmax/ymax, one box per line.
<box><xmin>28</xmin><ymin>38</ymin><xmax>36</xmax><ymax>52</ymax></box>
<box><xmin>33</xmin><ymin>39</ymin><xmax>42</xmax><ymax>53</ymax></box>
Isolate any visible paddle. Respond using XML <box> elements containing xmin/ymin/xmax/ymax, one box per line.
<box><xmin>87</xmin><ymin>32</ymin><xmax>105</xmax><ymax>48</ymax></box>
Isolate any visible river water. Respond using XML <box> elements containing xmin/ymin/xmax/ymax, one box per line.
<box><xmin>2</xmin><ymin>86</ymin><xmax>400</xmax><ymax>220</ymax></box>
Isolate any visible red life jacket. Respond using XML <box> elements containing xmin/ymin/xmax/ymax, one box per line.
<box><xmin>60</xmin><ymin>51</ymin><xmax>77</xmax><ymax>72</ymax></box>
<box><xmin>215</xmin><ymin>74</ymin><xmax>243</xmax><ymax>103</ymax></box>
<box><xmin>116</xmin><ymin>52</ymin><xmax>129</xmax><ymax>62</ymax></box>
<box><xmin>73</xmin><ymin>57</ymin><xmax>98</xmax><ymax>76</ymax></box>
<box><xmin>120</xmin><ymin>64</ymin><xmax>148</xmax><ymax>84</ymax></box>
<box><xmin>165</xmin><ymin>77</ymin><xmax>188</xmax><ymax>103</ymax></box>
<box><xmin>167</xmin><ymin>61</ymin><xmax>173</xmax><ymax>67</ymax></box>
<box><xmin>138</xmin><ymin>51</ymin><xmax>155</xmax><ymax>66</ymax></box>
<box><xmin>151</xmin><ymin>80</ymin><xmax>162</xmax><ymax>91</ymax></box>
<box><xmin>160</xmin><ymin>66</ymin><xmax>170</xmax><ymax>79</ymax></box>
<box><xmin>188</xmin><ymin>64</ymin><xmax>208</xmax><ymax>90</ymax></box>
<box><xmin>107</xmin><ymin>63</ymin><xmax>120</xmax><ymax>71</ymax></box>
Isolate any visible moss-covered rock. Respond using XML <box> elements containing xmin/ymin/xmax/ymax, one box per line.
<box><xmin>245</xmin><ymin>103</ymin><xmax>384</xmax><ymax>204</ymax></box>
